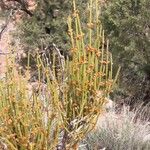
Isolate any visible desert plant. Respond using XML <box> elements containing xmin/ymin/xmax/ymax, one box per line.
<box><xmin>0</xmin><ymin>55</ymin><xmax>60</xmax><ymax>150</ymax></box>
<box><xmin>49</xmin><ymin>0</ymin><xmax>120</xmax><ymax>148</ymax></box>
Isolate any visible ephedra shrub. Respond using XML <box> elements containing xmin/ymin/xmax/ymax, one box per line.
<box><xmin>0</xmin><ymin>55</ymin><xmax>60</xmax><ymax>150</ymax></box>
<box><xmin>0</xmin><ymin>0</ymin><xmax>119</xmax><ymax>149</ymax></box>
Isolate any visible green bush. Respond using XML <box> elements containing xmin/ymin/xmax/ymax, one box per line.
<box><xmin>101</xmin><ymin>0</ymin><xmax>150</xmax><ymax>104</ymax></box>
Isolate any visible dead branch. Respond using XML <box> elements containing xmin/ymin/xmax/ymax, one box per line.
<box><xmin>52</xmin><ymin>43</ymin><xmax>65</xmax><ymax>73</ymax></box>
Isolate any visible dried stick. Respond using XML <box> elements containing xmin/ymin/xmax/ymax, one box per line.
<box><xmin>52</xmin><ymin>43</ymin><xmax>65</xmax><ymax>72</ymax></box>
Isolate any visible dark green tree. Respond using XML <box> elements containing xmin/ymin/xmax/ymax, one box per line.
<box><xmin>12</xmin><ymin>0</ymin><xmax>87</xmax><ymax>75</ymax></box>
<box><xmin>101</xmin><ymin>0</ymin><xmax>150</xmax><ymax>105</ymax></box>
<box><xmin>18</xmin><ymin>0</ymin><xmax>87</xmax><ymax>54</ymax></box>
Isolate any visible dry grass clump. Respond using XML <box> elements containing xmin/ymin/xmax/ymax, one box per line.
<box><xmin>80</xmin><ymin>106</ymin><xmax>150</xmax><ymax>150</ymax></box>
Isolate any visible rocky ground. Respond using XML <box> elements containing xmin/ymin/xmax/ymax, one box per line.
<box><xmin>0</xmin><ymin>0</ymin><xmax>36</xmax><ymax>77</ymax></box>
<box><xmin>0</xmin><ymin>19</ymin><xmax>13</xmax><ymax>77</ymax></box>
<box><xmin>0</xmin><ymin>16</ymin><xmax>23</xmax><ymax>78</ymax></box>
